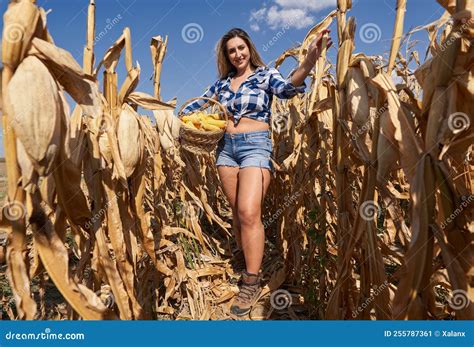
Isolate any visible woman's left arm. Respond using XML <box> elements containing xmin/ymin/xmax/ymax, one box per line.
<box><xmin>290</xmin><ymin>29</ymin><xmax>333</xmax><ymax>87</ymax></box>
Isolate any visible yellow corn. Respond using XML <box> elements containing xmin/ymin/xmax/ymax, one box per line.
<box><xmin>204</xmin><ymin>118</ymin><xmax>226</xmax><ymax>129</ymax></box>
<box><xmin>184</xmin><ymin>120</ymin><xmax>198</xmax><ymax>129</ymax></box>
<box><xmin>182</xmin><ymin>114</ymin><xmax>200</xmax><ymax>123</ymax></box>
<box><xmin>182</xmin><ymin>112</ymin><xmax>225</xmax><ymax>131</ymax></box>
<box><xmin>200</xmin><ymin>122</ymin><xmax>220</xmax><ymax>131</ymax></box>
<box><xmin>207</xmin><ymin>113</ymin><xmax>220</xmax><ymax>120</ymax></box>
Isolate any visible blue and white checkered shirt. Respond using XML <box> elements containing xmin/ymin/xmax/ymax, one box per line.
<box><xmin>181</xmin><ymin>66</ymin><xmax>306</xmax><ymax>125</ymax></box>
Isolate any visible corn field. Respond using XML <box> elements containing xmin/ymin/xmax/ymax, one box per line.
<box><xmin>0</xmin><ymin>0</ymin><xmax>472</xmax><ymax>320</ymax></box>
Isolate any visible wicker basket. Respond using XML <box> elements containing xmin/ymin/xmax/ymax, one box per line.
<box><xmin>178</xmin><ymin>97</ymin><xmax>229</xmax><ymax>155</ymax></box>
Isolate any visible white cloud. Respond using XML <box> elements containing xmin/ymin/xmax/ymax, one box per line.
<box><xmin>267</xmin><ymin>6</ymin><xmax>314</xmax><ymax>30</ymax></box>
<box><xmin>250</xmin><ymin>22</ymin><xmax>261</xmax><ymax>31</ymax></box>
<box><xmin>249</xmin><ymin>0</ymin><xmax>336</xmax><ymax>31</ymax></box>
<box><xmin>250</xmin><ymin>7</ymin><xmax>267</xmax><ymax>20</ymax></box>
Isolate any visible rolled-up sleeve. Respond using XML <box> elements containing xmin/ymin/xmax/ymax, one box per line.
<box><xmin>180</xmin><ymin>80</ymin><xmax>218</xmax><ymax>115</ymax></box>
<box><xmin>268</xmin><ymin>67</ymin><xmax>306</xmax><ymax>99</ymax></box>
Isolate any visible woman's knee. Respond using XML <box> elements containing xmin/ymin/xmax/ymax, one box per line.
<box><xmin>237</xmin><ymin>207</ymin><xmax>261</xmax><ymax>226</ymax></box>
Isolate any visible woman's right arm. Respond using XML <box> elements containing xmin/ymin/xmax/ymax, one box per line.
<box><xmin>290</xmin><ymin>29</ymin><xmax>332</xmax><ymax>87</ymax></box>
<box><xmin>180</xmin><ymin>80</ymin><xmax>219</xmax><ymax>115</ymax></box>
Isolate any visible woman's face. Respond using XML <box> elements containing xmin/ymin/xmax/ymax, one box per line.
<box><xmin>226</xmin><ymin>37</ymin><xmax>251</xmax><ymax>72</ymax></box>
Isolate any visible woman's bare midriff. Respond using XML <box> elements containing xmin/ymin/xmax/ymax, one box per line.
<box><xmin>225</xmin><ymin>116</ymin><xmax>269</xmax><ymax>133</ymax></box>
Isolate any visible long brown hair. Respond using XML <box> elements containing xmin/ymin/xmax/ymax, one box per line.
<box><xmin>216</xmin><ymin>28</ymin><xmax>265</xmax><ymax>79</ymax></box>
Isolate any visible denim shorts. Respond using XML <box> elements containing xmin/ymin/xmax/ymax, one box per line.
<box><xmin>216</xmin><ymin>130</ymin><xmax>274</xmax><ymax>171</ymax></box>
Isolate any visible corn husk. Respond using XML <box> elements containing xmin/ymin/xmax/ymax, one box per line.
<box><xmin>347</xmin><ymin>67</ymin><xmax>370</xmax><ymax>128</ymax></box>
<box><xmin>1</xmin><ymin>0</ymin><xmax>472</xmax><ymax>322</ymax></box>
<box><xmin>117</xmin><ymin>104</ymin><xmax>142</xmax><ymax>177</ymax></box>
<box><xmin>5</xmin><ymin>56</ymin><xmax>61</xmax><ymax>175</ymax></box>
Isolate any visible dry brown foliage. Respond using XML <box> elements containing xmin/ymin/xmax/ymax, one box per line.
<box><xmin>0</xmin><ymin>0</ymin><xmax>472</xmax><ymax>320</ymax></box>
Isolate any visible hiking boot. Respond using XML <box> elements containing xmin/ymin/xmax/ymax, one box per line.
<box><xmin>230</xmin><ymin>271</ymin><xmax>261</xmax><ymax>317</ymax></box>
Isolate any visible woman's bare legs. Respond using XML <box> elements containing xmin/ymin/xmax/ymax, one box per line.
<box><xmin>218</xmin><ymin>165</ymin><xmax>271</xmax><ymax>275</ymax></box>
<box><xmin>237</xmin><ymin>167</ymin><xmax>271</xmax><ymax>274</ymax></box>
<box><xmin>217</xmin><ymin>166</ymin><xmax>241</xmax><ymax>249</ymax></box>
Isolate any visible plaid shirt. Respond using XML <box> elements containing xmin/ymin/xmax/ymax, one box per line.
<box><xmin>181</xmin><ymin>66</ymin><xmax>306</xmax><ymax>125</ymax></box>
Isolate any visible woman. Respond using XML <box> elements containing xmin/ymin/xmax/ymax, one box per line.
<box><xmin>181</xmin><ymin>28</ymin><xmax>332</xmax><ymax>316</ymax></box>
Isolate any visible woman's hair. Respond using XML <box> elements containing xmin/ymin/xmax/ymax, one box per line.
<box><xmin>216</xmin><ymin>28</ymin><xmax>265</xmax><ymax>79</ymax></box>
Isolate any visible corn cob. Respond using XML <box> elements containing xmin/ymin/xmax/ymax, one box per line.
<box><xmin>182</xmin><ymin>114</ymin><xmax>200</xmax><ymax>123</ymax></box>
<box><xmin>184</xmin><ymin>120</ymin><xmax>198</xmax><ymax>130</ymax></box>
<box><xmin>182</xmin><ymin>112</ymin><xmax>225</xmax><ymax>131</ymax></box>
<box><xmin>200</xmin><ymin>122</ymin><xmax>220</xmax><ymax>131</ymax></box>
<box><xmin>203</xmin><ymin>117</ymin><xmax>226</xmax><ymax>128</ymax></box>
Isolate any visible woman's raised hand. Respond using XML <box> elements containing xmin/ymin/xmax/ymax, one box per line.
<box><xmin>306</xmin><ymin>29</ymin><xmax>333</xmax><ymax>65</ymax></box>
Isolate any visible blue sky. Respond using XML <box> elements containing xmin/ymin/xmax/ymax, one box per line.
<box><xmin>0</xmin><ymin>0</ymin><xmax>444</xmax><ymax>157</ymax></box>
